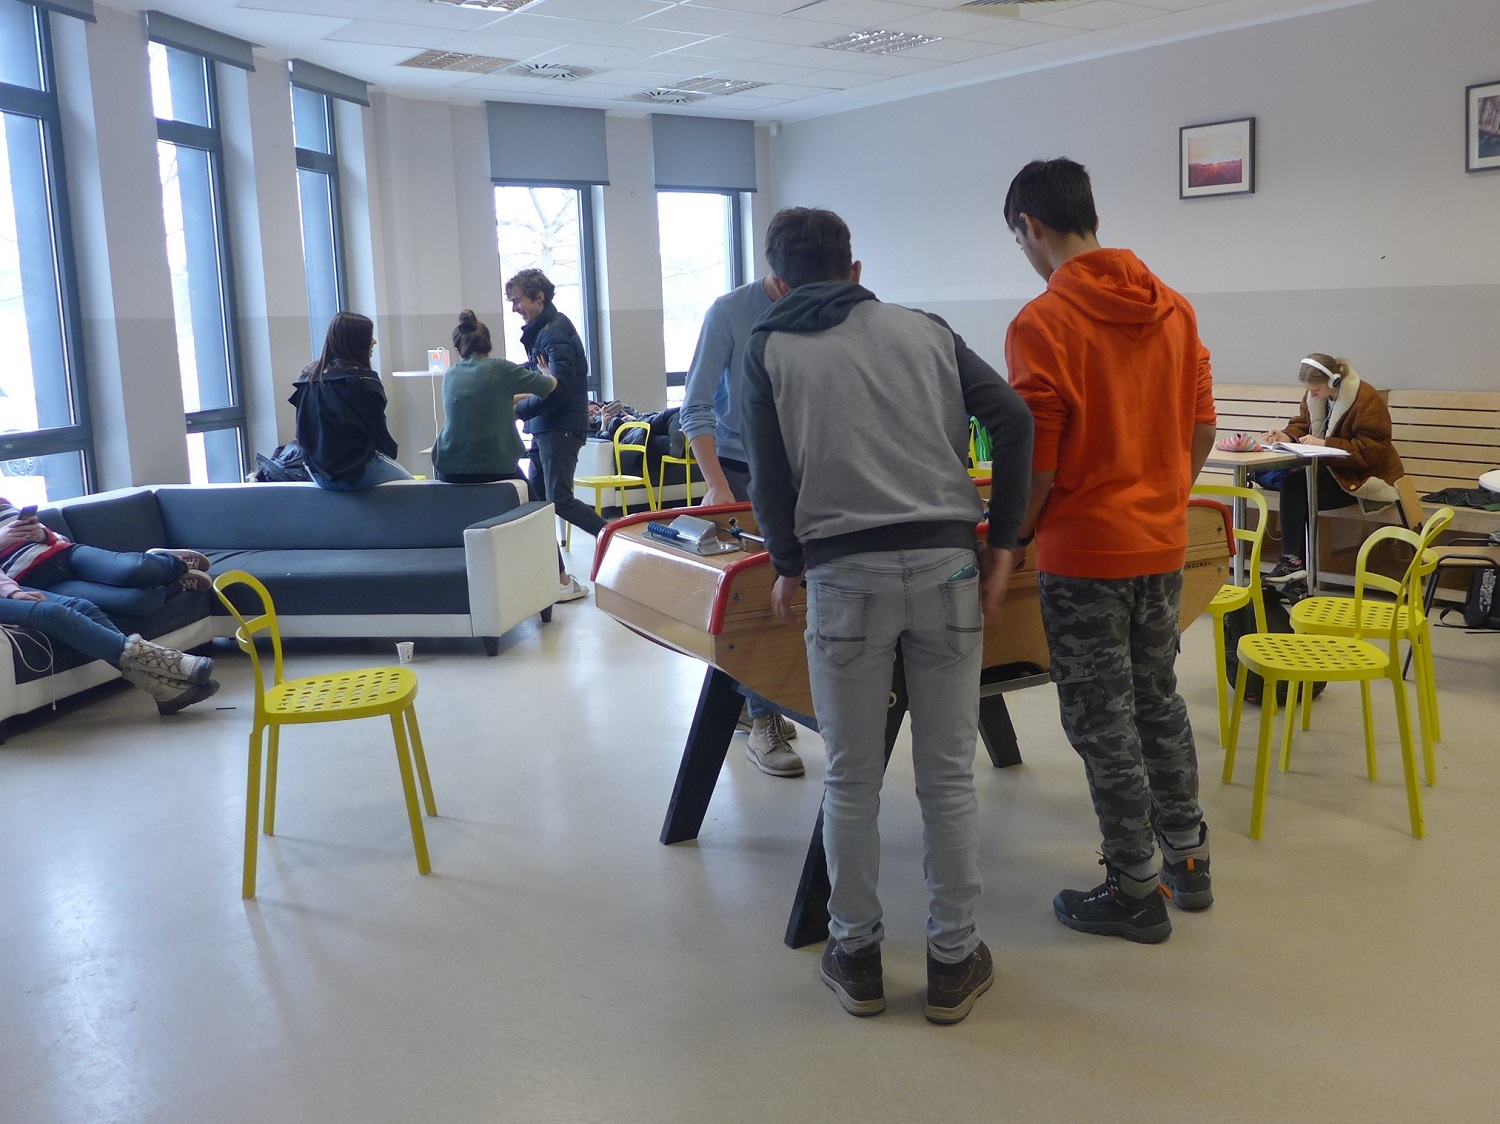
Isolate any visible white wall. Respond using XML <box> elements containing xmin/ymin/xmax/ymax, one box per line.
<box><xmin>768</xmin><ymin>0</ymin><xmax>1500</xmax><ymax>392</ymax></box>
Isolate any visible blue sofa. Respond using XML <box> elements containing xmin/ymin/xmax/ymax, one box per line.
<box><xmin>2</xmin><ymin>480</ymin><xmax>559</xmax><ymax>735</ymax></box>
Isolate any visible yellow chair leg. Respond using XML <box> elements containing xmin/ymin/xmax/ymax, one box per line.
<box><xmin>1388</xmin><ymin>670</ymin><xmax>1424</xmax><ymax>839</ymax></box>
<box><xmin>406</xmin><ymin>706</ymin><xmax>437</xmax><ymax>816</ymax></box>
<box><xmin>1224</xmin><ymin>665</ymin><xmax>1249</xmax><ymax>783</ymax></box>
<box><xmin>1360</xmin><ymin>681</ymin><xmax>1377</xmax><ymax>781</ymax></box>
<box><xmin>1210</xmin><ymin>609</ymin><xmax>1230</xmax><ymax>748</ymax></box>
<box><xmin>263</xmin><ymin>725</ymin><xmax>280</xmax><ymax>836</ymax></box>
<box><xmin>1250</xmin><ymin>682</ymin><xmax>1280</xmax><ymax>841</ymax></box>
<box><xmin>391</xmin><ymin>713</ymin><xmax>432</xmax><ymax>875</ymax></box>
<box><xmin>1422</xmin><ymin>627</ymin><xmax>1442</xmax><ymax>745</ymax></box>
<box><xmin>1300</xmin><ymin>673</ymin><xmax>1314</xmax><ymax>731</ymax></box>
<box><xmin>243</xmin><ymin>726</ymin><xmax>265</xmax><ymax>900</ymax></box>
<box><xmin>1279</xmin><ymin>683</ymin><xmax>1298</xmax><ymax>773</ymax></box>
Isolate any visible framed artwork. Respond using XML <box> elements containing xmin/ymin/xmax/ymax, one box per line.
<box><xmin>1179</xmin><ymin>117</ymin><xmax>1255</xmax><ymax>198</ymax></box>
<box><xmin>1466</xmin><ymin>80</ymin><xmax>1500</xmax><ymax>172</ymax></box>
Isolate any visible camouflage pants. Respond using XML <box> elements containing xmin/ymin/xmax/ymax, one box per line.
<box><xmin>1038</xmin><ymin>570</ymin><xmax>1204</xmax><ymax>871</ymax></box>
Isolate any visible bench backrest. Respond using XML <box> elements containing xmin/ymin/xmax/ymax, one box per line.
<box><xmin>1211</xmin><ymin>382</ymin><xmax>1306</xmax><ymax>443</ymax></box>
<box><xmin>1386</xmin><ymin>390</ymin><xmax>1500</xmax><ymax>495</ymax></box>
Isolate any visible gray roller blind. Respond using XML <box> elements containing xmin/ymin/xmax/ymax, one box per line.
<box><xmin>486</xmin><ymin>101</ymin><xmax>608</xmax><ymax>187</ymax></box>
<box><xmin>22</xmin><ymin>0</ymin><xmax>95</xmax><ymax>20</ymax></box>
<box><xmin>144</xmin><ymin>10</ymin><xmax>255</xmax><ymax>71</ymax></box>
<box><xmin>652</xmin><ymin>115</ymin><xmax>756</xmax><ymax>193</ymax></box>
<box><xmin>290</xmin><ymin>59</ymin><xmax>369</xmax><ymax>107</ymax></box>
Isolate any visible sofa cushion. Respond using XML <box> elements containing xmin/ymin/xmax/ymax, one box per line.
<box><xmin>47</xmin><ymin>489</ymin><xmax>166</xmax><ymax>553</ymax></box>
<box><xmin>207</xmin><ymin>548</ymin><xmax>471</xmax><ymax>618</ymax></box>
<box><xmin>155</xmin><ymin>481</ymin><xmax>523</xmax><ymax>551</ymax></box>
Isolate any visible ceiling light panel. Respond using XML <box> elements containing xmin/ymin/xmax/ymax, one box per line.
<box><xmin>398</xmin><ymin>49</ymin><xmax>517</xmax><ymax>72</ymax></box>
<box><xmin>424</xmin><ymin>0</ymin><xmax>539</xmax><ymax>11</ymax></box>
<box><xmin>668</xmin><ymin>77</ymin><xmax>769</xmax><ymax>95</ymax></box>
<box><xmin>814</xmin><ymin>28</ymin><xmax>944</xmax><ymax>54</ymax></box>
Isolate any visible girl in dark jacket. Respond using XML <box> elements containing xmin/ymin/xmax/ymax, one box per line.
<box><xmin>291</xmin><ymin>312</ymin><xmax>413</xmax><ymax>491</ymax></box>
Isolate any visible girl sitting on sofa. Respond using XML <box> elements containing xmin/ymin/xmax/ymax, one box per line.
<box><xmin>0</xmin><ymin>499</ymin><xmax>212</xmax><ymax>617</ymax></box>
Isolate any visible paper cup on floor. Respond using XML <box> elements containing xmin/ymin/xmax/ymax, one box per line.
<box><xmin>396</xmin><ymin>641</ymin><xmax>414</xmax><ymax>664</ymax></box>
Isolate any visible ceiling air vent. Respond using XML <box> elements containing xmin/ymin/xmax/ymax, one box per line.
<box><xmin>814</xmin><ymin>28</ymin><xmax>942</xmax><ymax>55</ymax></box>
<box><xmin>954</xmin><ymin>0</ymin><xmax>1076</xmax><ymax>16</ymax></box>
<box><xmin>505</xmin><ymin>62</ymin><xmax>597</xmax><ymax>80</ymax></box>
<box><xmin>398</xmin><ymin>50</ymin><xmax>516</xmax><ymax>74</ymax></box>
<box><xmin>624</xmin><ymin>88</ymin><xmax>708</xmax><ymax>105</ymax></box>
<box><xmin>424</xmin><ymin>1</ymin><xmax>541</xmax><ymax>11</ymax></box>
<box><xmin>668</xmin><ymin>77</ymin><xmax>768</xmax><ymax>96</ymax></box>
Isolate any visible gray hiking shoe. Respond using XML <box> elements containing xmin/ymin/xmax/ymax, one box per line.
<box><xmin>925</xmin><ymin>941</ymin><xmax>994</xmax><ymax>1025</ymax></box>
<box><xmin>119</xmin><ymin>634</ymin><xmax>214</xmax><ymax>685</ymax></box>
<box><xmin>819</xmin><ymin>937</ymin><xmax>885</xmax><ymax>1017</ymax></box>
<box><xmin>121</xmin><ymin>667</ymin><xmax>221</xmax><ymax>715</ymax></box>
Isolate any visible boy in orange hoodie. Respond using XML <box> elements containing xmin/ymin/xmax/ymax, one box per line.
<box><xmin>1004</xmin><ymin>159</ymin><xmax>1218</xmax><ymax>943</ymax></box>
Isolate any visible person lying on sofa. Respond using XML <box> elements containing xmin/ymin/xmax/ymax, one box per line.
<box><xmin>0</xmin><ymin>572</ymin><xmax>219</xmax><ymax>714</ymax></box>
<box><xmin>0</xmin><ymin>500</ymin><xmax>211</xmax><ymax>617</ymax></box>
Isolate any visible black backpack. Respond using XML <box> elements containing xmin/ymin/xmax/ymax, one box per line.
<box><xmin>1222</xmin><ymin>585</ymin><xmax>1327</xmax><ymax>707</ymax></box>
<box><xmin>1443</xmin><ymin>566</ymin><xmax>1500</xmax><ymax>630</ymax></box>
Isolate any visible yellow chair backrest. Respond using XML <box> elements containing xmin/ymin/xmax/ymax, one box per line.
<box><xmin>1192</xmin><ymin>482</ymin><xmax>1271</xmax><ymax>630</ymax></box>
<box><xmin>614</xmin><ymin>420</ymin><xmax>651</xmax><ymax>475</ymax></box>
<box><xmin>212</xmin><ymin>570</ymin><xmax>286</xmax><ymax>715</ymax></box>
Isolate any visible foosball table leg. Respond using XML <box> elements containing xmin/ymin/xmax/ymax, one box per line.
<box><xmin>660</xmin><ymin>666</ymin><xmax>745</xmax><ymax>845</ymax></box>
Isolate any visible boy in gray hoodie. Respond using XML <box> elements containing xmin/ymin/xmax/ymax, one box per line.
<box><xmin>740</xmin><ymin>207</ymin><xmax>1032</xmax><ymax>1023</ymax></box>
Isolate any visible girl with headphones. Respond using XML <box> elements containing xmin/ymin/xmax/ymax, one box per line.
<box><xmin>1259</xmin><ymin>353</ymin><xmax>1405</xmax><ymax>595</ymax></box>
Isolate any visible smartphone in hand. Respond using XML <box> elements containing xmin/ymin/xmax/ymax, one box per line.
<box><xmin>19</xmin><ymin>504</ymin><xmax>38</xmax><ymax>518</ymax></box>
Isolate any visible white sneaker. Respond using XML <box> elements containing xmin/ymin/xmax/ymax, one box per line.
<box><xmin>746</xmin><ymin>715</ymin><xmax>805</xmax><ymax>777</ymax></box>
<box><xmin>555</xmin><ymin>576</ymin><xmax>590</xmax><ymax>604</ymax></box>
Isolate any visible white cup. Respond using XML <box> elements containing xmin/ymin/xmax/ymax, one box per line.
<box><xmin>395</xmin><ymin>641</ymin><xmax>414</xmax><ymax>664</ymax></box>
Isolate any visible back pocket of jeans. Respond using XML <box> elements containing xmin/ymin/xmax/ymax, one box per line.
<box><xmin>812</xmin><ymin>585</ymin><xmax>871</xmax><ymax>668</ymax></box>
<box><xmin>940</xmin><ymin>573</ymin><xmax>984</xmax><ymax>656</ymax></box>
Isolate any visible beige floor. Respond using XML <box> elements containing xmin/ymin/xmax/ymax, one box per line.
<box><xmin>3</xmin><ymin>543</ymin><xmax>1498</xmax><ymax>1124</ymax></box>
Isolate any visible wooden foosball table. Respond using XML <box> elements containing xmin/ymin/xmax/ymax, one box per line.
<box><xmin>592</xmin><ymin>499</ymin><xmax>1234</xmax><ymax>947</ymax></box>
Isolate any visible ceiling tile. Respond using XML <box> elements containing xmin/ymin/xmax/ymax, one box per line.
<box><xmin>1026</xmin><ymin>1</ymin><xmax>1170</xmax><ymax>31</ymax></box>
<box><xmin>963</xmin><ymin>17</ymin><xmax>1089</xmax><ymax>47</ymax></box>
<box><xmin>733</xmin><ymin>15</ymin><xmax>852</xmax><ymax>47</ymax></box>
<box><xmin>781</xmin><ymin>0</ymin><xmax>930</xmax><ymax>25</ymax></box>
<box><xmin>630</xmin><ymin>4</ymin><xmax>759</xmax><ymax>36</ymax></box>
<box><xmin>526</xmin><ymin>0</ymin><xmax>671</xmax><ymax>20</ymax></box>
<box><xmin>579</xmin><ymin>24</ymin><xmax>712</xmax><ymax>53</ymax></box>
<box><xmin>897</xmin><ymin>37</ymin><xmax>1018</xmax><ymax>63</ymax></box>
<box><xmin>677</xmin><ymin>0</ymin><xmax>808</xmax><ymax>13</ymax></box>
<box><xmin>526</xmin><ymin>42</ymin><xmax>657</xmax><ymax>67</ymax></box>
<box><xmin>788</xmin><ymin>67</ymin><xmax>892</xmax><ymax>89</ymax></box>
<box><xmin>668</xmin><ymin>34</ymin><xmax>793</xmax><ymax>61</ymax></box>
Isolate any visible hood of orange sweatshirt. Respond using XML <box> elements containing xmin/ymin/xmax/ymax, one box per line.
<box><xmin>1046</xmin><ymin>248</ymin><xmax>1176</xmax><ymax>340</ymax></box>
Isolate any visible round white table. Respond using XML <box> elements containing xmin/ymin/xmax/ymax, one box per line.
<box><xmin>1480</xmin><ymin>468</ymin><xmax>1500</xmax><ymax>494</ymax></box>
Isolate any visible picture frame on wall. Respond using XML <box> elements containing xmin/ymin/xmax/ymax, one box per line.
<box><xmin>1179</xmin><ymin>117</ymin><xmax>1255</xmax><ymax>198</ymax></box>
<box><xmin>1466</xmin><ymin>80</ymin><xmax>1500</xmax><ymax>172</ymax></box>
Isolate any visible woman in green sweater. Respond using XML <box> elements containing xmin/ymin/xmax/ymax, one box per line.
<box><xmin>431</xmin><ymin>310</ymin><xmax>587</xmax><ymax>602</ymax></box>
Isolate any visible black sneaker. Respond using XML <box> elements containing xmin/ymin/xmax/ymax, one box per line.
<box><xmin>818</xmin><ymin>937</ymin><xmax>885</xmax><ymax>1017</ymax></box>
<box><xmin>1053</xmin><ymin>864</ymin><xmax>1172</xmax><ymax>943</ymax></box>
<box><xmin>1157</xmin><ymin>823</ymin><xmax>1213</xmax><ymax>912</ymax></box>
<box><xmin>1282</xmin><ymin>579</ymin><xmax>1310</xmax><ymax>603</ymax></box>
<box><xmin>925</xmin><ymin>941</ymin><xmax>994</xmax><ymax>1025</ymax></box>
<box><xmin>1266</xmin><ymin>555</ymin><xmax>1307</xmax><ymax>584</ymax></box>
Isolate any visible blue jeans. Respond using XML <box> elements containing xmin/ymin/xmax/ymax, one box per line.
<box><xmin>311</xmin><ymin>453</ymin><xmax>414</xmax><ymax>491</ymax></box>
<box><xmin>26</xmin><ymin>544</ymin><xmax>183</xmax><ymax>618</ymax></box>
<box><xmin>721</xmin><ymin>459</ymin><xmax>773</xmax><ymax>721</ymax></box>
<box><xmin>805</xmin><ymin>547</ymin><xmax>985</xmax><ymax>963</ymax></box>
<box><xmin>0</xmin><ymin>591</ymin><xmax>127</xmax><ymax>665</ymax></box>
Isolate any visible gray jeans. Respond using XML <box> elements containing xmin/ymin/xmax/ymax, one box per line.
<box><xmin>1038</xmin><ymin>570</ymin><xmax>1204</xmax><ymax>874</ymax></box>
<box><xmin>805</xmin><ymin>547</ymin><xmax>984</xmax><ymax>963</ymax></box>
<box><xmin>719</xmin><ymin>458</ymin><xmax>772</xmax><ymax>720</ymax></box>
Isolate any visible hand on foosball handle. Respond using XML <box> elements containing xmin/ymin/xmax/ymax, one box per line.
<box><xmin>771</xmin><ymin>573</ymin><xmax>804</xmax><ymax>626</ymax></box>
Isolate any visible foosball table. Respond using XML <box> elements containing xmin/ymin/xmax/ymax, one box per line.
<box><xmin>592</xmin><ymin>498</ymin><xmax>1234</xmax><ymax>946</ymax></box>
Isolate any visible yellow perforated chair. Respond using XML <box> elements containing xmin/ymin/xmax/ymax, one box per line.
<box><xmin>1224</xmin><ymin>525</ymin><xmax>1426</xmax><ymax>841</ymax></box>
<box><xmin>213</xmin><ymin>570</ymin><xmax>436</xmax><ymax>898</ymax></box>
<box><xmin>1288</xmin><ymin>507</ymin><xmax>1455</xmax><ymax>783</ymax></box>
<box><xmin>575</xmin><ymin>420</ymin><xmax>657</xmax><ymax>518</ymax></box>
<box><xmin>967</xmin><ymin>419</ymin><xmax>990</xmax><ymax>479</ymax></box>
<box><xmin>656</xmin><ymin>437</ymin><xmax>696</xmax><ymax>507</ymax></box>
<box><xmin>1192</xmin><ymin>483</ymin><xmax>1270</xmax><ymax>748</ymax></box>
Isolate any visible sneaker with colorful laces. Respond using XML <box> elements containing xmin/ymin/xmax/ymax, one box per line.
<box><xmin>1265</xmin><ymin>554</ymin><xmax>1307</xmax><ymax>584</ymax></box>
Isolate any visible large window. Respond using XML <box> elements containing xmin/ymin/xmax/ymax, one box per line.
<box><xmin>658</xmin><ymin>190</ymin><xmax>745</xmax><ymax>403</ymax></box>
<box><xmin>150</xmin><ymin>41</ymin><xmax>245</xmax><ymax>484</ymax></box>
<box><xmin>493</xmin><ymin>184</ymin><xmax>599</xmax><ymax>395</ymax></box>
<box><xmin>0</xmin><ymin>0</ymin><xmax>92</xmax><ymax>502</ymax></box>
<box><xmin>292</xmin><ymin>84</ymin><xmax>345</xmax><ymax>358</ymax></box>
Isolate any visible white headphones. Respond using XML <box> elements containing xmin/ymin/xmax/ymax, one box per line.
<box><xmin>1301</xmin><ymin>356</ymin><xmax>1341</xmax><ymax>389</ymax></box>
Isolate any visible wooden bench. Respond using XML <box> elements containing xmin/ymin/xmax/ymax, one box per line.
<box><xmin>1200</xmin><ymin>383</ymin><xmax>1500</xmax><ymax>586</ymax></box>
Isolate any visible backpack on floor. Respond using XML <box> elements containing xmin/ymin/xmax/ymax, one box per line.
<box><xmin>1222</xmin><ymin>585</ymin><xmax>1327</xmax><ymax>707</ymax></box>
<box><xmin>1441</xmin><ymin>566</ymin><xmax>1500</xmax><ymax>630</ymax></box>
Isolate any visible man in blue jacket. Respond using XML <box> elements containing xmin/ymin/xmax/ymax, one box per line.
<box><xmin>741</xmin><ymin>207</ymin><xmax>1033</xmax><ymax>1024</ymax></box>
<box><xmin>508</xmin><ymin>268</ymin><xmax>599</xmax><ymax>602</ymax></box>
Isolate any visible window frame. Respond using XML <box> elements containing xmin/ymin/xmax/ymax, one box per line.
<box><xmin>492</xmin><ymin>181</ymin><xmax>603</xmax><ymax>399</ymax></box>
<box><xmin>658</xmin><ymin>188</ymin><xmax>747</xmax><ymax>394</ymax></box>
<box><xmin>292</xmin><ymin>84</ymin><xmax>348</xmax><ymax>355</ymax></box>
<box><xmin>0</xmin><ymin>3</ymin><xmax>95</xmax><ymax>492</ymax></box>
<box><xmin>152</xmin><ymin>45</ymin><xmax>248</xmax><ymax>481</ymax></box>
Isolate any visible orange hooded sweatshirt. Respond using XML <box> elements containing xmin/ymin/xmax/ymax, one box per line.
<box><xmin>1006</xmin><ymin>249</ymin><xmax>1215</xmax><ymax>579</ymax></box>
